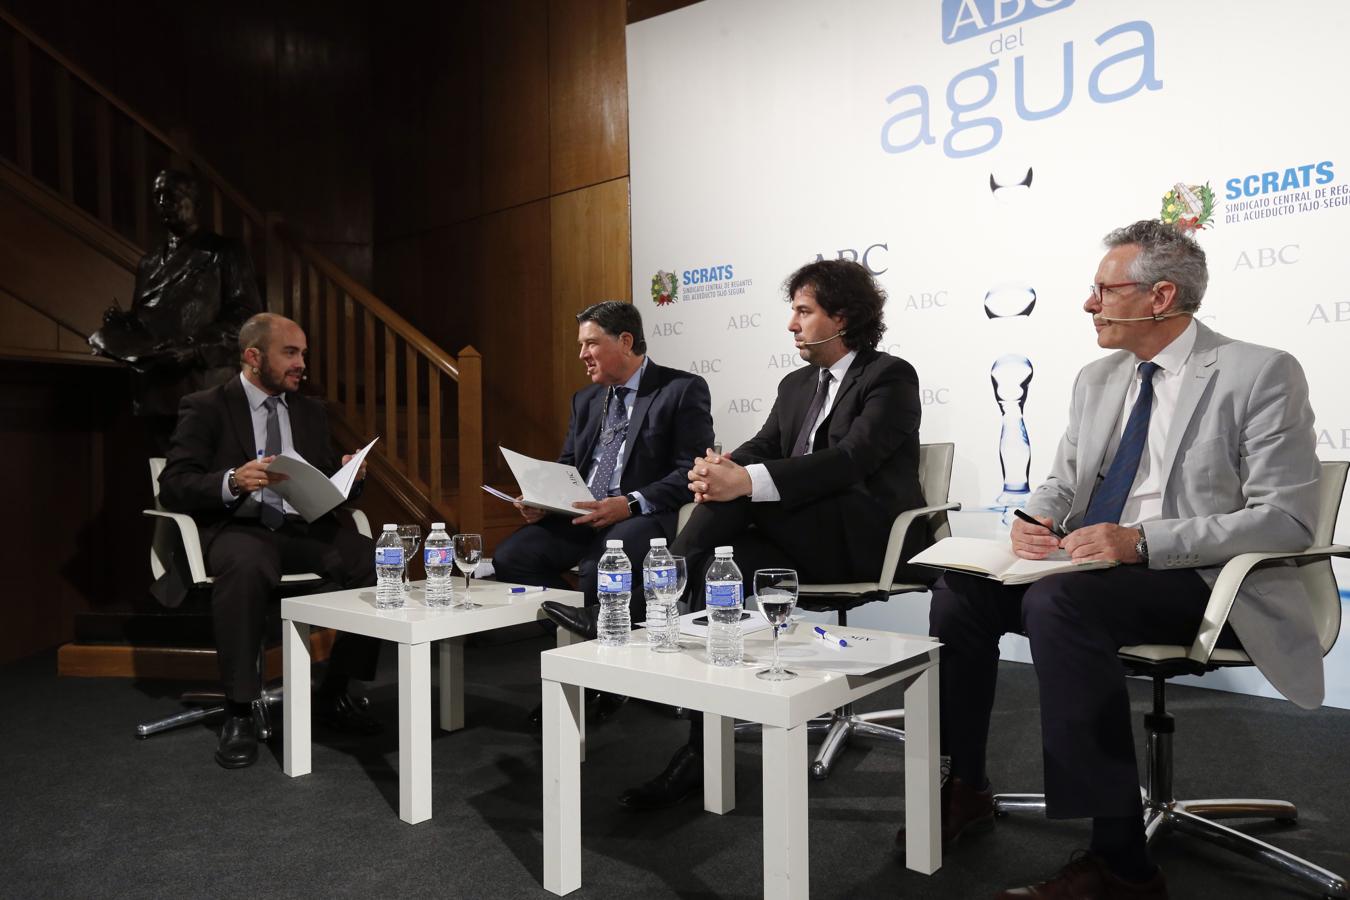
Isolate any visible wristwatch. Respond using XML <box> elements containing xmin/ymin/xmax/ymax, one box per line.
<box><xmin>227</xmin><ymin>468</ymin><xmax>240</xmax><ymax>497</ymax></box>
<box><xmin>1134</xmin><ymin>527</ymin><xmax>1149</xmax><ymax>565</ymax></box>
<box><xmin>625</xmin><ymin>492</ymin><xmax>642</xmax><ymax>517</ymax></box>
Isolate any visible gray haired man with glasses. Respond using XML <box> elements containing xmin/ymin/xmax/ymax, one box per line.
<box><xmin>915</xmin><ymin>219</ymin><xmax>1321</xmax><ymax>899</ymax></box>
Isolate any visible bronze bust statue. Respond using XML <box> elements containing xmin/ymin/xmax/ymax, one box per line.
<box><xmin>90</xmin><ymin>169</ymin><xmax>262</xmax><ymax>445</ymax></box>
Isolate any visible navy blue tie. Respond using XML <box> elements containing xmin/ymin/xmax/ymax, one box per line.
<box><xmin>1083</xmin><ymin>361</ymin><xmax>1161</xmax><ymax>527</ymax></box>
<box><xmin>588</xmin><ymin>386</ymin><xmax>629</xmax><ymax>499</ymax></box>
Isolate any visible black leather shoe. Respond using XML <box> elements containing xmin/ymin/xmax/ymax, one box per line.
<box><xmin>314</xmin><ymin>692</ymin><xmax>383</xmax><ymax>736</ymax></box>
<box><xmin>542</xmin><ymin>601</ymin><xmax>599</xmax><ymax>641</ymax></box>
<box><xmin>618</xmin><ymin>745</ymin><xmax>703</xmax><ymax>810</ymax></box>
<box><xmin>215</xmin><ymin>714</ymin><xmax>258</xmax><ymax>769</ymax></box>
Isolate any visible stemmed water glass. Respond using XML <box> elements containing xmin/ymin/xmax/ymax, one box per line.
<box><xmin>754</xmin><ymin>568</ymin><xmax>798</xmax><ymax>681</ymax></box>
<box><xmin>650</xmin><ymin>555</ymin><xmax>688</xmax><ymax>653</ymax></box>
<box><xmin>452</xmin><ymin>533</ymin><xmax>483</xmax><ymax>609</ymax></box>
<box><xmin>398</xmin><ymin>524</ymin><xmax>422</xmax><ymax>592</ymax></box>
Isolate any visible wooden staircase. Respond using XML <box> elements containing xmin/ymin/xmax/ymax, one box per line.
<box><xmin>0</xmin><ymin>7</ymin><xmax>485</xmax><ymax>536</ymax></box>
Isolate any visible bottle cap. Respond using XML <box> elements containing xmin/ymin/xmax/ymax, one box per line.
<box><xmin>606</xmin><ymin>539</ymin><xmax>624</xmax><ymax>549</ymax></box>
<box><xmin>649</xmin><ymin>538</ymin><xmax>667</xmax><ymax>547</ymax></box>
<box><xmin>431</xmin><ymin>522</ymin><xmax>445</xmax><ymax>530</ymax></box>
<box><xmin>383</xmin><ymin>523</ymin><xmax>398</xmax><ymax>531</ymax></box>
<box><xmin>714</xmin><ymin>545</ymin><xmax>733</xmax><ymax>556</ymax></box>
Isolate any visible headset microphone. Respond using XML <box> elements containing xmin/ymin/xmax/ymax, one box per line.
<box><xmin>1092</xmin><ymin>312</ymin><xmax>1187</xmax><ymax>325</ymax></box>
<box><xmin>797</xmin><ymin>330</ymin><xmax>845</xmax><ymax>347</ymax></box>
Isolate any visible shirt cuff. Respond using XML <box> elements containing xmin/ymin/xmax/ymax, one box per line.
<box><xmin>221</xmin><ymin>470</ymin><xmax>235</xmax><ymax>505</ymax></box>
<box><xmin>746</xmin><ymin>464</ymin><xmax>780</xmax><ymax>502</ymax></box>
<box><xmin>632</xmin><ymin>491</ymin><xmax>653</xmax><ymax>516</ymax></box>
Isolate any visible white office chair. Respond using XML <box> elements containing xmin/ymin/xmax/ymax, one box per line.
<box><xmin>137</xmin><ymin>457</ymin><xmax>372</xmax><ymax>739</ymax></box>
<box><xmin>994</xmin><ymin>460</ymin><xmax>1350</xmax><ymax>900</ymax></box>
<box><xmin>737</xmin><ymin>442</ymin><xmax>958</xmax><ymax>779</ymax></box>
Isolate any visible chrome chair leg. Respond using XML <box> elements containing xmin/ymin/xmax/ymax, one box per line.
<box><xmin>811</xmin><ymin>716</ymin><xmax>856</xmax><ymax>780</ymax></box>
<box><xmin>1167</xmin><ymin>806</ymin><xmax>1348</xmax><ymax>899</ymax></box>
<box><xmin>992</xmin><ymin>793</ymin><xmax>1048</xmax><ymax>815</ymax></box>
<box><xmin>135</xmin><ymin>703</ymin><xmax>225</xmax><ymax>738</ymax></box>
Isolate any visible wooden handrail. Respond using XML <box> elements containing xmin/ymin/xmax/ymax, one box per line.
<box><xmin>0</xmin><ymin>7</ymin><xmax>266</xmax><ymax>231</ymax></box>
<box><xmin>271</xmin><ymin>219</ymin><xmax>461</xmax><ymax>380</ymax></box>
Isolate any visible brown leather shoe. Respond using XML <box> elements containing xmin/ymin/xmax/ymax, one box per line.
<box><xmin>995</xmin><ymin>851</ymin><xmax>1168</xmax><ymax>899</ymax></box>
<box><xmin>894</xmin><ymin>776</ymin><xmax>995</xmax><ymax>854</ymax></box>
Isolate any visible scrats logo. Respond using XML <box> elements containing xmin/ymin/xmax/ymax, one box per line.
<box><xmin>942</xmin><ymin>0</ymin><xmax>1075</xmax><ymax>45</ymax></box>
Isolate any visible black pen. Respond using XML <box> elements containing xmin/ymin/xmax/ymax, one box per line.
<box><xmin>1013</xmin><ymin>508</ymin><xmax>1067</xmax><ymax>539</ymax></box>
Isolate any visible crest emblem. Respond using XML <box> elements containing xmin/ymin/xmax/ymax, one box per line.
<box><xmin>650</xmin><ymin>270</ymin><xmax>678</xmax><ymax>306</ymax></box>
<box><xmin>1160</xmin><ymin>182</ymin><xmax>1215</xmax><ymax>234</ymax></box>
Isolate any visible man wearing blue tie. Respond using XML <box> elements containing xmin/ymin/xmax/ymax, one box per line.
<box><xmin>915</xmin><ymin>220</ymin><xmax>1321</xmax><ymax>899</ymax></box>
<box><xmin>496</xmin><ymin>301</ymin><xmax>713</xmax><ymax>637</ymax></box>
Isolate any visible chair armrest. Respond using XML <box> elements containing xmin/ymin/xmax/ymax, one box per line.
<box><xmin>143</xmin><ymin>509</ymin><xmax>211</xmax><ymax>586</ymax></box>
<box><xmin>1187</xmin><ymin>544</ymin><xmax>1350</xmax><ymax>665</ymax></box>
<box><xmin>877</xmin><ymin>501</ymin><xmax>963</xmax><ymax>588</ymax></box>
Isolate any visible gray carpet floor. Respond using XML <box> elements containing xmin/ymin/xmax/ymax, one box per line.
<box><xmin>2</xmin><ymin>630</ymin><xmax>1348</xmax><ymax>899</ymax></box>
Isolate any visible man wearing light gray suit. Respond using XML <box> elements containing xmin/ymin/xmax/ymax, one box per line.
<box><xmin>912</xmin><ymin>220</ymin><xmax>1321</xmax><ymax>900</ymax></box>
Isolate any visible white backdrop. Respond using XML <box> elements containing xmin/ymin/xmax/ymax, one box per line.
<box><xmin>628</xmin><ymin>0</ymin><xmax>1350</xmax><ymax>707</ymax></box>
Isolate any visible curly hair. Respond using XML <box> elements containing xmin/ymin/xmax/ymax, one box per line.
<box><xmin>783</xmin><ymin>259</ymin><xmax>887</xmax><ymax>352</ymax></box>
<box><xmin>1103</xmin><ymin>219</ymin><xmax>1208</xmax><ymax>313</ymax></box>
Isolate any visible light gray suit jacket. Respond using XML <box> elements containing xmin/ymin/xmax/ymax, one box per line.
<box><xmin>1026</xmin><ymin>320</ymin><xmax>1324</xmax><ymax>708</ymax></box>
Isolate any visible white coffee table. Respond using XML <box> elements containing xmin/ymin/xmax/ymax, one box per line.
<box><xmin>540</xmin><ymin>625</ymin><xmax>942</xmax><ymax>899</ymax></box>
<box><xmin>281</xmin><ymin>581</ymin><xmax>584</xmax><ymax>824</ymax></box>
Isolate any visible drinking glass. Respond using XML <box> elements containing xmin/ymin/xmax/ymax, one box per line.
<box><xmin>754</xmin><ymin>568</ymin><xmax>798</xmax><ymax>681</ymax></box>
<box><xmin>452</xmin><ymin>533</ymin><xmax>483</xmax><ymax>609</ymax></box>
<box><xmin>651</xmin><ymin>555</ymin><xmax>687</xmax><ymax>654</ymax></box>
<box><xmin>398</xmin><ymin>524</ymin><xmax>422</xmax><ymax>592</ymax></box>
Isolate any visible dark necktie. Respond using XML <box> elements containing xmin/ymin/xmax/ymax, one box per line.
<box><xmin>1083</xmin><ymin>361</ymin><xmax>1162</xmax><ymax>526</ymax></box>
<box><xmin>790</xmin><ymin>369</ymin><xmax>833</xmax><ymax>458</ymax></box>
<box><xmin>588</xmin><ymin>386</ymin><xmax>630</xmax><ymax>499</ymax></box>
<box><xmin>260</xmin><ymin>396</ymin><xmax>285</xmax><ymax>530</ymax></box>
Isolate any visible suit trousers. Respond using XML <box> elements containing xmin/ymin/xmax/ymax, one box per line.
<box><xmin>931</xmin><ymin>566</ymin><xmax>1238</xmax><ymax>819</ymax></box>
<box><xmin>492</xmin><ymin>513</ymin><xmax>668</xmax><ymax>617</ymax></box>
<box><xmin>206</xmin><ymin>515</ymin><xmax>380</xmax><ymax>702</ymax></box>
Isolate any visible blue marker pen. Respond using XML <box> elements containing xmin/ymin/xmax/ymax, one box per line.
<box><xmin>509</xmin><ymin>585</ymin><xmax>547</xmax><ymax>594</ymax></box>
<box><xmin>813</xmin><ymin>626</ymin><xmax>848</xmax><ymax>648</ymax></box>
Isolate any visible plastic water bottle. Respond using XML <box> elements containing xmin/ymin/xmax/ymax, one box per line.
<box><xmin>643</xmin><ymin>538</ymin><xmax>678</xmax><ymax>651</ymax></box>
<box><xmin>375</xmin><ymin>524</ymin><xmax>406</xmax><ymax>609</ymax></box>
<box><xmin>705</xmin><ymin>546</ymin><xmax>744</xmax><ymax>666</ymax></box>
<box><xmin>423</xmin><ymin>522</ymin><xmax>453</xmax><ymax>608</ymax></box>
<box><xmin>596</xmin><ymin>539</ymin><xmax>632</xmax><ymax>647</ymax></box>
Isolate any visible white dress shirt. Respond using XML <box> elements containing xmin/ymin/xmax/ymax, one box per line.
<box><xmin>220</xmin><ymin>373</ymin><xmax>299</xmax><ymax>515</ymax></box>
<box><xmin>746</xmin><ymin>350</ymin><xmax>858</xmax><ymax>502</ymax></box>
<box><xmin>1102</xmin><ymin>319</ymin><xmax>1198</xmax><ymax>527</ymax></box>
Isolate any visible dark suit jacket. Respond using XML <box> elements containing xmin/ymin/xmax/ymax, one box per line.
<box><xmin>731</xmin><ymin>348</ymin><xmax>924</xmax><ymax>519</ymax></box>
<box><xmin>557</xmin><ymin>359</ymin><xmax>713</xmax><ymax>533</ymax></box>
<box><xmin>155</xmin><ymin>376</ymin><xmax>358</xmax><ymax>604</ymax></box>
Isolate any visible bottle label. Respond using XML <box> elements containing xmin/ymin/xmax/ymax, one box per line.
<box><xmin>424</xmin><ymin>547</ymin><xmax>451</xmax><ymax>566</ymax></box>
<box><xmin>376</xmin><ymin>547</ymin><xmax>404</xmax><ymax>566</ymax></box>
<box><xmin>597</xmin><ymin>572</ymin><xmax>632</xmax><ymax>593</ymax></box>
<box><xmin>645</xmin><ymin>566</ymin><xmax>676</xmax><ymax>590</ymax></box>
<box><xmin>706</xmin><ymin>582</ymin><xmax>742</xmax><ymax>608</ymax></box>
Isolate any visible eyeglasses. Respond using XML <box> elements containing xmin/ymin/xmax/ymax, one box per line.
<box><xmin>1088</xmin><ymin>281</ymin><xmax>1147</xmax><ymax>302</ymax></box>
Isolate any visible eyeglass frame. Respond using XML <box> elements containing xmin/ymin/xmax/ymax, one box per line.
<box><xmin>1088</xmin><ymin>281</ymin><xmax>1155</xmax><ymax>302</ymax></box>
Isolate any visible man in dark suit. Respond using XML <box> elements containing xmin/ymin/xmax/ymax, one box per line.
<box><xmin>496</xmin><ymin>300</ymin><xmax>714</xmax><ymax>635</ymax></box>
<box><xmin>619</xmin><ymin>258</ymin><xmax>928</xmax><ymax>810</ymax></box>
<box><xmin>159</xmin><ymin>313</ymin><xmax>382</xmax><ymax>769</ymax></box>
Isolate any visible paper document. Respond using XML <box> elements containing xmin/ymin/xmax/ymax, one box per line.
<box><xmin>493</xmin><ymin>447</ymin><xmax>594</xmax><ymax>517</ymax></box>
<box><xmin>775</xmin><ymin>628</ymin><xmax>935</xmax><ymax>676</ymax></box>
<box><xmin>910</xmin><ymin>536</ymin><xmax>1116</xmax><ymax>585</ymax></box>
<box><xmin>266</xmin><ymin>437</ymin><xmax>379</xmax><ymax>523</ymax></box>
<box><xmin>674</xmin><ymin>608</ymin><xmax>775</xmax><ymax>638</ymax></box>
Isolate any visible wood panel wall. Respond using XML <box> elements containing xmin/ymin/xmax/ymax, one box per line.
<box><xmin>372</xmin><ymin>0</ymin><xmax>637</xmax><ymax>482</ymax></box>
